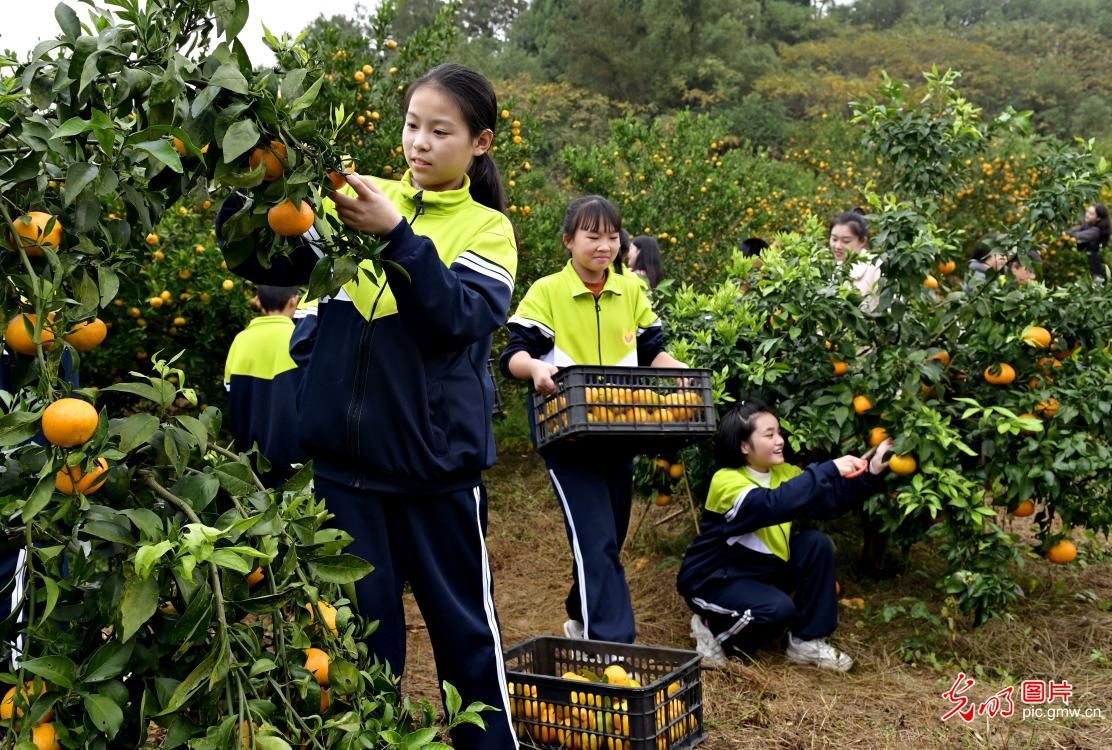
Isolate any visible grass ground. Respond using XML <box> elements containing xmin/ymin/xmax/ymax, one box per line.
<box><xmin>401</xmin><ymin>451</ymin><xmax>1112</xmax><ymax>750</ymax></box>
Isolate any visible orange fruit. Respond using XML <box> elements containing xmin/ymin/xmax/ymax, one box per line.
<box><xmin>328</xmin><ymin>171</ymin><xmax>349</xmax><ymax>191</ymax></box>
<box><xmin>654</xmin><ymin>458</ymin><xmax>671</xmax><ymax>473</ymax></box>
<box><xmin>923</xmin><ymin>275</ymin><xmax>940</xmax><ymax>289</ymax></box>
<box><xmin>983</xmin><ymin>363</ymin><xmax>1016</xmax><ymax>385</ymax></box>
<box><xmin>938</xmin><ymin>259</ymin><xmax>957</xmax><ymax>274</ymax></box>
<box><xmin>1035</xmin><ymin>398</ymin><xmax>1060</xmax><ymax>417</ymax></box>
<box><xmin>320</xmin><ymin>687</ymin><xmax>331</xmax><ymax>713</ymax></box>
<box><xmin>304</xmin><ymin>648</ymin><xmax>331</xmax><ymax>686</ymax></box>
<box><xmin>655</xmin><ymin>494</ymin><xmax>673</xmax><ymax>507</ymax></box>
<box><xmin>64</xmin><ymin>318</ymin><xmax>107</xmax><ymax>351</ymax></box>
<box><xmin>172</xmin><ymin>136</ymin><xmax>187</xmax><ymax>156</ymax></box>
<box><xmin>1046</xmin><ymin>539</ymin><xmax>1076</xmax><ymax>565</ymax></box>
<box><xmin>267</xmin><ymin>200</ymin><xmax>314</xmax><ymax>236</ymax></box>
<box><xmin>1011</xmin><ymin>499</ymin><xmax>1035</xmax><ymax>517</ymax></box>
<box><xmin>868</xmin><ymin>427</ymin><xmax>889</xmax><ymax>447</ymax></box>
<box><xmin>305</xmin><ymin>600</ymin><xmax>339</xmax><ymax>635</ymax></box>
<box><xmin>246</xmin><ymin>567</ymin><xmax>265</xmax><ymax>588</ymax></box>
<box><xmin>929</xmin><ymin>350</ymin><xmax>951</xmax><ymax>367</ymax></box>
<box><xmin>353</xmin><ymin>70</ymin><xmax>366</xmax><ymax>82</ymax></box>
<box><xmin>888</xmin><ymin>454</ymin><xmax>917</xmax><ymax>475</ymax></box>
<box><xmin>1</xmin><ymin>681</ymin><xmax>49</xmax><ymax>722</ymax></box>
<box><xmin>669</xmin><ymin>463</ymin><xmax>685</xmax><ymax>480</ymax></box>
<box><xmin>249</xmin><ymin>140</ymin><xmax>289</xmax><ymax>181</ymax></box>
<box><xmin>852</xmin><ymin>395</ymin><xmax>873</xmax><ymax>415</ymax></box>
<box><xmin>32</xmin><ymin>722</ymin><xmax>60</xmax><ymax>750</ymax></box>
<box><xmin>146</xmin><ymin>233</ymin><xmax>159</xmax><ymax>245</ymax></box>
<box><xmin>55</xmin><ymin>457</ymin><xmax>110</xmax><ymax>496</ymax></box>
<box><xmin>1022</xmin><ymin>325</ymin><xmax>1051</xmax><ymax>349</ymax></box>
<box><xmin>831</xmin><ymin>360</ymin><xmax>849</xmax><ymax>376</ymax></box>
<box><xmin>11</xmin><ymin>212</ymin><xmax>62</xmax><ymax>256</ymax></box>
<box><xmin>5</xmin><ymin>314</ymin><xmax>54</xmax><ymax>355</ymax></box>
<box><xmin>41</xmin><ymin>397</ymin><xmax>99</xmax><ymax>447</ymax></box>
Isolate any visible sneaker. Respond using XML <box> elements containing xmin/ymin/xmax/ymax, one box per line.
<box><xmin>690</xmin><ymin>615</ymin><xmax>728</xmax><ymax>666</ymax></box>
<box><xmin>563</xmin><ymin>619</ymin><xmax>585</xmax><ymax>639</ymax></box>
<box><xmin>785</xmin><ymin>633</ymin><xmax>853</xmax><ymax>672</ymax></box>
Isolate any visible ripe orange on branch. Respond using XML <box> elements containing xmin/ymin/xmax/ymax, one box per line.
<box><xmin>42</xmin><ymin>398</ymin><xmax>99</xmax><ymax>447</ymax></box>
<box><xmin>268</xmin><ymin>200</ymin><xmax>314</xmax><ymax>236</ymax></box>
<box><xmin>868</xmin><ymin>427</ymin><xmax>889</xmax><ymax>447</ymax></box>
<box><xmin>888</xmin><ymin>454</ymin><xmax>917</xmax><ymax>475</ymax></box>
<box><xmin>55</xmin><ymin>457</ymin><xmax>110</xmax><ymax>496</ymax></box>
<box><xmin>249</xmin><ymin>140</ymin><xmax>289</xmax><ymax>181</ymax></box>
<box><xmin>1021</xmin><ymin>325</ymin><xmax>1051</xmax><ymax>349</ymax></box>
<box><xmin>983</xmin><ymin>363</ymin><xmax>1016</xmax><ymax>385</ymax></box>
<box><xmin>1046</xmin><ymin>539</ymin><xmax>1076</xmax><ymax>564</ymax></box>
<box><xmin>304</xmin><ymin>648</ymin><xmax>331</xmax><ymax>686</ymax></box>
<box><xmin>5</xmin><ymin>314</ymin><xmax>54</xmax><ymax>355</ymax></box>
<box><xmin>10</xmin><ymin>212</ymin><xmax>62</xmax><ymax>256</ymax></box>
<box><xmin>63</xmin><ymin>318</ymin><xmax>107</xmax><ymax>351</ymax></box>
<box><xmin>852</xmin><ymin>395</ymin><xmax>873</xmax><ymax>415</ymax></box>
<box><xmin>1011</xmin><ymin>499</ymin><xmax>1035</xmax><ymax>517</ymax></box>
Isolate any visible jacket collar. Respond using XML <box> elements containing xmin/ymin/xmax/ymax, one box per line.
<box><xmin>561</xmin><ymin>260</ymin><xmax>624</xmax><ymax>298</ymax></box>
<box><xmin>396</xmin><ymin>170</ymin><xmax>473</xmax><ymax>212</ymax></box>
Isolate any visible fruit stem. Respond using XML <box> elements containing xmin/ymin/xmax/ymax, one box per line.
<box><xmin>267</xmin><ymin>676</ymin><xmax>330</xmax><ymax>750</ymax></box>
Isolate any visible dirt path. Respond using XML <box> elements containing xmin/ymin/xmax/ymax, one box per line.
<box><xmin>399</xmin><ymin>452</ymin><xmax>1112</xmax><ymax>750</ymax></box>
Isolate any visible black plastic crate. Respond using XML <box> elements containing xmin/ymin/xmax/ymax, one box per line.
<box><xmin>505</xmin><ymin>636</ymin><xmax>705</xmax><ymax>750</ymax></box>
<box><xmin>488</xmin><ymin>357</ymin><xmax>505</xmax><ymax>418</ymax></box>
<box><xmin>532</xmin><ymin>366</ymin><xmax>716</xmax><ymax>451</ymax></box>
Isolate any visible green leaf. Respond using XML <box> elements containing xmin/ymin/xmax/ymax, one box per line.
<box><xmin>21</xmin><ymin>655</ymin><xmax>77</xmax><ymax>688</ymax></box>
<box><xmin>0</xmin><ymin>411</ymin><xmax>43</xmax><ymax>448</ymax></box>
<box><xmin>249</xmin><ymin>658</ymin><xmax>277</xmax><ymax>677</ymax></box>
<box><xmin>103</xmin><ymin>382</ymin><xmax>165</xmax><ymax>404</ymax></box>
<box><xmin>171</xmin><ymin>473</ymin><xmax>219</xmax><ymax>513</ymax></box>
<box><xmin>208</xmin><ymin>62</ymin><xmax>250</xmax><ymax>95</ymax></box>
<box><xmin>307</xmin><ymin>554</ymin><xmax>373</xmax><ymax>585</ymax></box>
<box><xmin>119</xmin><ymin>572</ymin><xmax>159</xmax><ymax>642</ymax></box>
<box><xmin>134</xmin><ymin>140</ymin><xmax>183</xmax><ymax>173</ymax></box>
<box><xmin>174</xmin><ymin>415</ymin><xmax>208</xmax><ymax>453</ymax></box>
<box><xmin>22</xmin><ymin>474</ymin><xmax>56</xmax><ymax>523</ymax></box>
<box><xmin>109</xmin><ymin>412</ymin><xmax>160</xmax><ymax>454</ymax></box>
<box><xmin>51</xmin><ymin>116</ymin><xmax>91</xmax><ymax>139</ymax></box>
<box><xmin>288</xmin><ymin>76</ymin><xmax>323</xmax><ymax>117</ymax></box>
<box><xmin>123</xmin><ymin>508</ymin><xmax>164</xmax><ymax>540</ymax></box>
<box><xmin>83</xmin><ymin>640</ymin><xmax>135</xmax><ymax>683</ymax></box>
<box><xmin>64</xmin><ymin>162</ymin><xmax>99</xmax><ymax>206</ymax></box>
<box><xmin>209</xmin><ymin>549</ymin><xmax>249</xmax><ymax>574</ymax></box>
<box><xmin>400</xmin><ymin>728</ymin><xmax>438</xmax><ymax>750</ymax></box>
<box><xmin>134</xmin><ymin>541</ymin><xmax>174</xmax><ymax>580</ymax></box>
<box><xmin>98</xmin><ymin>267</ymin><xmax>120</xmax><ymax>308</ymax></box>
<box><xmin>326</xmin><ymin>659</ymin><xmax>361</xmax><ymax>696</ymax></box>
<box><xmin>213</xmin><ymin>461</ymin><xmax>256</xmax><ymax>497</ymax></box>
<box><xmin>40</xmin><ymin>577</ymin><xmax>60</xmax><ymax>622</ymax></box>
<box><xmin>443</xmin><ymin>681</ymin><xmax>462</xmax><ymax>717</ymax></box>
<box><xmin>222</xmin><ymin>120</ymin><xmax>261</xmax><ymax>163</ymax></box>
<box><xmin>84</xmin><ymin>694</ymin><xmax>124</xmax><ymax>739</ymax></box>
<box><xmin>55</xmin><ymin>3</ymin><xmax>81</xmax><ymax>38</ymax></box>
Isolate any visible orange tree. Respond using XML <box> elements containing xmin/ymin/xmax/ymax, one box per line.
<box><xmin>651</xmin><ymin>71</ymin><xmax>1112</xmax><ymax>628</ymax></box>
<box><xmin>0</xmin><ymin>0</ymin><xmax>487</xmax><ymax>747</ymax></box>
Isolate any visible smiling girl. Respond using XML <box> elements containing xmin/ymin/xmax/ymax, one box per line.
<box><xmin>677</xmin><ymin>400</ymin><xmax>893</xmax><ymax>671</ymax></box>
<box><xmin>500</xmin><ymin>195</ymin><xmax>686</xmax><ymax>644</ymax></box>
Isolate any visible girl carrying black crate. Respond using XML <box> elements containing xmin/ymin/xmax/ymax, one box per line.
<box><xmin>500</xmin><ymin>195</ymin><xmax>687</xmax><ymax>643</ymax></box>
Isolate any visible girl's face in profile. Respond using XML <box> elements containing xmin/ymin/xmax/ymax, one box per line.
<box><xmin>565</xmin><ymin>225</ymin><xmax>620</xmax><ymax>279</ymax></box>
<box><xmin>626</xmin><ymin>241</ymin><xmax>641</xmax><ymax>270</ymax></box>
<box><xmin>829</xmin><ymin>224</ymin><xmax>867</xmax><ymax>262</ymax></box>
<box><xmin>741</xmin><ymin>412</ymin><xmax>785</xmax><ymax>471</ymax></box>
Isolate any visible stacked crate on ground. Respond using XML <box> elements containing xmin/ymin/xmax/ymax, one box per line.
<box><xmin>505</xmin><ymin>636</ymin><xmax>705</xmax><ymax>750</ymax></box>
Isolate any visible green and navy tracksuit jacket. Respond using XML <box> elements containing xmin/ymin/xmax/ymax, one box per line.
<box><xmin>677</xmin><ymin>463</ymin><xmax>882</xmax><ymax>594</ymax></box>
<box><xmin>216</xmin><ymin>171</ymin><xmax>517</xmax><ymax>494</ymax></box>
<box><xmin>499</xmin><ymin>261</ymin><xmax>663</xmax><ymax>375</ymax></box>
<box><xmin>224</xmin><ymin>314</ymin><xmax>306</xmax><ymax>483</ymax></box>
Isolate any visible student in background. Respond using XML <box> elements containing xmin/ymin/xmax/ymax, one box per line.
<box><xmin>224</xmin><ymin>285</ymin><xmax>306</xmax><ymax>485</ymax></box>
<box><xmin>1067</xmin><ymin>203</ymin><xmax>1109</xmax><ymax>281</ymax></box>
<box><xmin>628</xmin><ymin>235</ymin><xmax>664</xmax><ymax>290</ymax></box>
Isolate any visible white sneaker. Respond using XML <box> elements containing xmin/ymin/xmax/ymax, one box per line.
<box><xmin>690</xmin><ymin>615</ymin><xmax>728</xmax><ymax>666</ymax></box>
<box><xmin>785</xmin><ymin>633</ymin><xmax>853</xmax><ymax>672</ymax></box>
<box><xmin>563</xmin><ymin>619</ymin><xmax>585</xmax><ymax>639</ymax></box>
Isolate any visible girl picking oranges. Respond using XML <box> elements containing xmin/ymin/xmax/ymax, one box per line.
<box><xmin>218</xmin><ymin>64</ymin><xmax>518</xmax><ymax>750</ymax></box>
<box><xmin>501</xmin><ymin>195</ymin><xmax>686</xmax><ymax>644</ymax></box>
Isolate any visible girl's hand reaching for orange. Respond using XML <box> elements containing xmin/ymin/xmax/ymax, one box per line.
<box><xmin>330</xmin><ymin>173</ymin><xmax>404</xmax><ymax>236</ymax></box>
<box><xmin>833</xmin><ymin>455</ymin><xmax>868</xmax><ymax>477</ymax></box>
<box><xmin>869</xmin><ymin>438</ymin><xmax>894</xmax><ymax>475</ymax></box>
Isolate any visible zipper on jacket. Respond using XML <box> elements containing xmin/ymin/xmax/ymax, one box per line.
<box><xmin>594</xmin><ymin>297</ymin><xmax>603</xmax><ymax>364</ymax></box>
<box><xmin>345</xmin><ymin>195</ymin><xmax>426</xmax><ymax>457</ymax></box>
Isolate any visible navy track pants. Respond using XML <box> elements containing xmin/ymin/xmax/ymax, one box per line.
<box><xmin>544</xmin><ymin>452</ymin><xmax>636</xmax><ymax>643</ymax></box>
<box><xmin>686</xmin><ymin>529</ymin><xmax>838</xmax><ymax>653</ymax></box>
<box><xmin>316</xmin><ymin>476</ymin><xmax>518</xmax><ymax>750</ymax></box>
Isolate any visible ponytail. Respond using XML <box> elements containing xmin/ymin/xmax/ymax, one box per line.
<box><xmin>467</xmin><ymin>152</ymin><xmax>507</xmax><ymax>214</ymax></box>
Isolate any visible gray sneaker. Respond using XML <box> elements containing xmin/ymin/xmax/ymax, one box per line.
<box><xmin>563</xmin><ymin>619</ymin><xmax>585</xmax><ymax>639</ymax></box>
<box><xmin>690</xmin><ymin>615</ymin><xmax>728</xmax><ymax>666</ymax></box>
<box><xmin>785</xmin><ymin>633</ymin><xmax>853</xmax><ymax>672</ymax></box>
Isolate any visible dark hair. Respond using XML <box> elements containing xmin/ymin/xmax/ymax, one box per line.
<box><xmin>562</xmin><ymin>195</ymin><xmax>622</xmax><ymax>238</ymax></box>
<box><xmin>256</xmin><ymin>285</ymin><xmax>299</xmax><ymax>313</ymax></box>
<box><xmin>404</xmin><ymin>64</ymin><xmax>507</xmax><ymax>214</ymax></box>
<box><xmin>969</xmin><ymin>234</ymin><xmax>1004</xmax><ymax>262</ymax></box>
<box><xmin>630</xmin><ymin>235</ymin><xmax>663</xmax><ymax>289</ymax></box>
<box><xmin>615</xmin><ymin>228</ymin><xmax>630</xmax><ymax>274</ymax></box>
<box><xmin>1093</xmin><ymin>203</ymin><xmax>1111</xmax><ymax>248</ymax></box>
<box><xmin>739</xmin><ymin>237</ymin><xmax>769</xmax><ymax>258</ymax></box>
<box><xmin>830</xmin><ymin>212</ymin><xmax>869</xmax><ymax>244</ymax></box>
<box><xmin>715</xmin><ymin>399</ymin><xmax>777</xmax><ymax>469</ymax></box>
